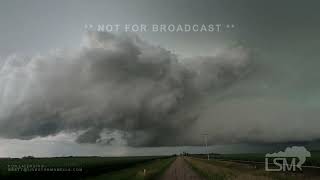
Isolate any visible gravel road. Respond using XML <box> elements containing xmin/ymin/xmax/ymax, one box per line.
<box><xmin>159</xmin><ymin>157</ymin><xmax>204</xmax><ymax>180</ymax></box>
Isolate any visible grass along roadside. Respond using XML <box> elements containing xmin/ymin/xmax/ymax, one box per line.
<box><xmin>183</xmin><ymin>157</ymin><xmax>316</xmax><ymax>180</ymax></box>
<box><xmin>86</xmin><ymin>157</ymin><xmax>176</xmax><ymax>180</ymax></box>
<box><xmin>192</xmin><ymin>151</ymin><xmax>320</xmax><ymax>167</ymax></box>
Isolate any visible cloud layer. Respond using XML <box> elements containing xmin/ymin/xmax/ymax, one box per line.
<box><xmin>2</xmin><ymin>32</ymin><xmax>320</xmax><ymax>147</ymax></box>
<box><xmin>0</xmin><ymin>32</ymin><xmax>253</xmax><ymax>146</ymax></box>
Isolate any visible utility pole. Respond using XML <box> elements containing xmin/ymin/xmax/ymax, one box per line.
<box><xmin>201</xmin><ymin>133</ymin><xmax>209</xmax><ymax>160</ymax></box>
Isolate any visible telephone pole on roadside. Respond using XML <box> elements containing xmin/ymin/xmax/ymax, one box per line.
<box><xmin>201</xmin><ymin>133</ymin><xmax>209</xmax><ymax>160</ymax></box>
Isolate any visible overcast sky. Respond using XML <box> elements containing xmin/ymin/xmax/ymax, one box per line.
<box><xmin>0</xmin><ymin>0</ymin><xmax>320</xmax><ymax>157</ymax></box>
<box><xmin>1</xmin><ymin>0</ymin><xmax>317</xmax><ymax>56</ymax></box>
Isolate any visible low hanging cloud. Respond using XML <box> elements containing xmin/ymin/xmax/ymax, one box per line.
<box><xmin>0</xmin><ymin>32</ymin><xmax>253</xmax><ymax>146</ymax></box>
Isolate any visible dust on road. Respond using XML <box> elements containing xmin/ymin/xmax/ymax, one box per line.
<box><xmin>159</xmin><ymin>157</ymin><xmax>204</xmax><ymax>180</ymax></box>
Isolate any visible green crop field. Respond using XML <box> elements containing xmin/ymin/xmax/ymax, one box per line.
<box><xmin>87</xmin><ymin>157</ymin><xmax>175</xmax><ymax>180</ymax></box>
<box><xmin>0</xmin><ymin>155</ymin><xmax>175</xmax><ymax>180</ymax></box>
<box><xmin>192</xmin><ymin>151</ymin><xmax>320</xmax><ymax>167</ymax></box>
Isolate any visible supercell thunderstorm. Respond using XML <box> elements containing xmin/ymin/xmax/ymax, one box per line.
<box><xmin>0</xmin><ymin>32</ymin><xmax>254</xmax><ymax>146</ymax></box>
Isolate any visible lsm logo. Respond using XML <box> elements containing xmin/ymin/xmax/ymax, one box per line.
<box><xmin>265</xmin><ymin>146</ymin><xmax>311</xmax><ymax>171</ymax></box>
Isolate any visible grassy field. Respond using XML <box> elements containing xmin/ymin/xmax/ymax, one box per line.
<box><xmin>0</xmin><ymin>156</ymin><xmax>174</xmax><ymax>180</ymax></box>
<box><xmin>192</xmin><ymin>151</ymin><xmax>320</xmax><ymax>167</ymax></box>
<box><xmin>87</xmin><ymin>157</ymin><xmax>175</xmax><ymax>180</ymax></box>
<box><xmin>185</xmin><ymin>157</ymin><xmax>320</xmax><ymax>180</ymax></box>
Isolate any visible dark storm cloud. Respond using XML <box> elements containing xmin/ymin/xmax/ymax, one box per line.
<box><xmin>0</xmin><ymin>32</ymin><xmax>252</xmax><ymax>146</ymax></box>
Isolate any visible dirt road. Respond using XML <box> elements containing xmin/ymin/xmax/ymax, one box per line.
<box><xmin>159</xmin><ymin>157</ymin><xmax>204</xmax><ymax>180</ymax></box>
